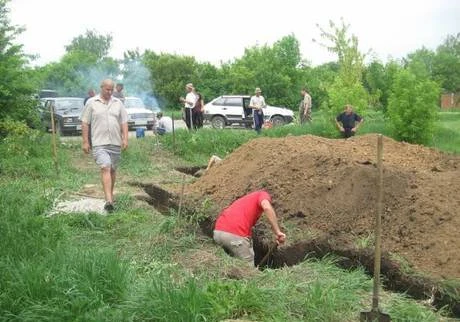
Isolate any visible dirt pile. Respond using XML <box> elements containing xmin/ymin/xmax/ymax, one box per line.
<box><xmin>186</xmin><ymin>134</ymin><xmax>460</xmax><ymax>280</ymax></box>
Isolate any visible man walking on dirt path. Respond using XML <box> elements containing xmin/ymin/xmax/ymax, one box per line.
<box><xmin>299</xmin><ymin>87</ymin><xmax>312</xmax><ymax>124</ymax></box>
<box><xmin>81</xmin><ymin>79</ymin><xmax>129</xmax><ymax>212</ymax></box>
<box><xmin>249</xmin><ymin>88</ymin><xmax>267</xmax><ymax>134</ymax></box>
<box><xmin>335</xmin><ymin>104</ymin><xmax>364</xmax><ymax>138</ymax></box>
<box><xmin>213</xmin><ymin>190</ymin><xmax>286</xmax><ymax>264</ymax></box>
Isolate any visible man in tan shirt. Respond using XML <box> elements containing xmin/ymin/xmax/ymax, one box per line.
<box><xmin>299</xmin><ymin>88</ymin><xmax>312</xmax><ymax>124</ymax></box>
<box><xmin>81</xmin><ymin>79</ymin><xmax>129</xmax><ymax>212</ymax></box>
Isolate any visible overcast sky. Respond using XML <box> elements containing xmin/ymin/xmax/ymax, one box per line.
<box><xmin>8</xmin><ymin>0</ymin><xmax>460</xmax><ymax>67</ymax></box>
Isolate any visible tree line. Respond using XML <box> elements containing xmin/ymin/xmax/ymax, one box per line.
<box><xmin>0</xmin><ymin>0</ymin><xmax>459</xmax><ymax>143</ymax></box>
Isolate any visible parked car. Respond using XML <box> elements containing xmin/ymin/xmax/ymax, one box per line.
<box><xmin>39</xmin><ymin>97</ymin><xmax>84</xmax><ymax>135</ymax></box>
<box><xmin>203</xmin><ymin>95</ymin><xmax>294</xmax><ymax>129</ymax></box>
<box><xmin>39</xmin><ymin>89</ymin><xmax>58</xmax><ymax>99</ymax></box>
<box><xmin>124</xmin><ymin>96</ymin><xmax>159</xmax><ymax>130</ymax></box>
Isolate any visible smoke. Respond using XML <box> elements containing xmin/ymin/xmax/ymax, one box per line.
<box><xmin>120</xmin><ymin>59</ymin><xmax>162</xmax><ymax>110</ymax></box>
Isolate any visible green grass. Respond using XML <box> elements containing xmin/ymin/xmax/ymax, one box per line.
<box><xmin>431</xmin><ymin>111</ymin><xmax>460</xmax><ymax>154</ymax></box>
<box><xmin>159</xmin><ymin>109</ymin><xmax>459</xmax><ymax>165</ymax></box>
<box><xmin>0</xmin><ymin>128</ymin><xmax>457</xmax><ymax>321</ymax></box>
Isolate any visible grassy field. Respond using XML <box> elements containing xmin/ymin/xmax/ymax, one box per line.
<box><xmin>0</xmin><ymin>118</ymin><xmax>458</xmax><ymax>321</ymax></box>
<box><xmin>161</xmin><ymin>110</ymin><xmax>460</xmax><ymax>164</ymax></box>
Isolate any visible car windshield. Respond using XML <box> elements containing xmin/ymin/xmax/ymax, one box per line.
<box><xmin>124</xmin><ymin>98</ymin><xmax>145</xmax><ymax>108</ymax></box>
<box><xmin>55</xmin><ymin>98</ymin><xmax>84</xmax><ymax>112</ymax></box>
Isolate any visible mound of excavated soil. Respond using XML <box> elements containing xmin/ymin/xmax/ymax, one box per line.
<box><xmin>185</xmin><ymin>134</ymin><xmax>460</xmax><ymax>280</ymax></box>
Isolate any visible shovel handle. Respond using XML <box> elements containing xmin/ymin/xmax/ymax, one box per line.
<box><xmin>372</xmin><ymin>135</ymin><xmax>384</xmax><ymax>310</ymax></box>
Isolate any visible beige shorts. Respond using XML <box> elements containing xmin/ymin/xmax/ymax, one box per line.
<box><xmin>92</xmin><ymin>145</ymin><xmax>121</xmax><ymax>170</ymax></box>
<box><xmin>213</xmin><ymin>230</ymin><xmax>254</xmax><ymax>263</ymax></box>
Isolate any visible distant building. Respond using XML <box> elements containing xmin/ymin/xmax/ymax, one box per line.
<box><xmin>440</xmin><ymin>93</ymin><xmax>460</xmax><ymax>109</ymax></box>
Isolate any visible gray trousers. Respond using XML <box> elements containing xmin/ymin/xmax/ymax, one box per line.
<box><xmin>213</xmin><ymin>230</ymin><xmax>254</xmax><ymax>263</ymax></box>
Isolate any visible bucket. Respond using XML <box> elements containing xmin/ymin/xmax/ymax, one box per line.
<box><xmin>136</xmin><ymin>128</ymin><xmax>145</xmax><ymax>138</ymax></box>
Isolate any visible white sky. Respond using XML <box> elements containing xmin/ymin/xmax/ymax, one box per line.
<box><xmin>8</xmin><ymin>0</ymin><xmax>460</xmax><ymax>67</ymax></box>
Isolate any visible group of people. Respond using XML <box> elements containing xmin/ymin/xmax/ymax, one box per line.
<box><xmin>179</xmin><ymin>83</ymin><xmax>205</xmax><ymax>130</ymax></box>
<box><xmin>80</xmin><ymin>78</ymin><xmax>284</xmax><ymax>267</ymax></box>
<box><xmin>80</xmin><ymin>78</ymin><xmax>363</xmax><ymax>267</ymax></box>
<box><xmin>299</xmin><ymin>88</ymin><xmax>363</xmax><ymax>138</ymax></box>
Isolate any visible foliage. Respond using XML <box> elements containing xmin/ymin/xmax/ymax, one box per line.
<box><xmin>221</xmin><ymin>34</ymin><xmax>303</xmax><ymax>109</ymax></box>
<box><xmin>143</xmin><ymin>51</ymin><xmax>200</xmax><ymax>108</ymax></box>
<box><xmin>315</xmin><ymin>19</ymin><xmax>368</xmax><ymax>115</ymax></box>
<box><xmin>433</xmin><ymin>33</ymin><xmax>460</xmax><ymax>92</ymax></box>
<box><xmin>0</xmin><ymin>0</ymin><xmax>40</xmax><ymax>128</ymax></box>
<box><xmin>387</xmin><ymin>65</ymin><xmax>440</xmax><ymax>144</ymax></box>
<box><xmin>65</xmin><ymin>29</ymin><xmax>113</xmax><ymax>60</ymax></box>
<box><xmin>37</xmin><ymin>31</ymin><xmax>119</xmax><ymax>97</ymax></box>
<box><xmin>405</xmin><ymin>33</ymin><xmax>460</xmax><ymax>93</ymax></box>
<box><xmin>301</xmin><ymin>62</ymin><xmax>339</xmax><ymax>110</ymax></box>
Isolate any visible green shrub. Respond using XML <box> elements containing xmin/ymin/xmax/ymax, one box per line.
<box><xmin>387</xmin><ymin>68</ymin><xmax>440</xmax><ymax>144</ymax></box>
<box><xmin>328</xmin><ymin>77</ymin><xmax>369</xmax><ymax>116</ymax></box>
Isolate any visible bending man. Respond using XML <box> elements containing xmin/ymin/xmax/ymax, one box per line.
<box><xmin>213</xmin><ymin>190</ymin><xmax>286</xmax><ymax>265</ymax></box>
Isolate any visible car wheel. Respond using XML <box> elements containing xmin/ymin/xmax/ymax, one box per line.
<box><xmin>271</xmin><ymin>115</ymin><xmax>285</xmax><ymax>127</ymax></box>
<box><xmin>56</xmin><ymin>121</ymin><xmax>64</xmax><ymax>136</ymax></box>
<box><xmin>211</xmin><ymin>116</ymin><xmax>226</xmax><ymax>129</ymax></box>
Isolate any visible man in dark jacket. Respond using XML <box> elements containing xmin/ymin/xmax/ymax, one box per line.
<box><xmin>335</xmin><ymin>104</ymin><xmax>364</xmax><ymax>138</ymax></box>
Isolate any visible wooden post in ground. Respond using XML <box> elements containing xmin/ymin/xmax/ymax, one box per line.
<box><xmin>49</xmin><ymin>103</ymin><xmax>59</xmax><ymax>174</ymax></box>
<box><xmin>172</xmin><ymin>112</ymin><xmax>176</xmax><ymax>153</ymax></box>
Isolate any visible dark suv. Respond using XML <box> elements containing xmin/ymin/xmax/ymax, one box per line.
<box><xmin>40</xmin><ymin>97</ymin><xmax>84</xmax><ymax>135</ymax></box>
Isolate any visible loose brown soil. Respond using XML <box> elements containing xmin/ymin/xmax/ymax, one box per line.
<box><xmin>184</xmin><ymin>134</ymin><xmax>460</xmax><ymax>280</ymax></box>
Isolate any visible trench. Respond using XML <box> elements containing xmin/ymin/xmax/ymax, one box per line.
<box><xmin>134</xmin><ymin>181</ymin><xmax>460</xmax><ymax>318</ymax></box>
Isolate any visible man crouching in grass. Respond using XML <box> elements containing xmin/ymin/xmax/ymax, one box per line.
<box><xmin>81</xmin><ymin>79</ymin><xmax>129</xmax><ymax>213</ymax></box>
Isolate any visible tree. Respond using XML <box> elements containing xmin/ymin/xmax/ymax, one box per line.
<box><xmin>221</xmin><ymin>34</ymin><xmax>303</xmax><ymax>108</ymax></box>
<box><xmin>433</xmin><ymin>33</ymin><xmax>460</xmax><ymax>92</ymax></box>
<box><xmin>0</xmin><ymin>0</ymin><xmax>39</xmax><ymax>128</ymax></box>
<box><xmin>387</xmin><ymin>65</ymin><xmax>440</xmax><ymax>144</ymax></box>
<box><xmin>300</xmin><ymin>62</ymin><xmax>339</xmax><ymax>110</ymax></box>
<box><xmin>143</xmin><ymin>51</ymin><xmax>200</xmax><ymax>107</ymax></box>
<box><xmin>315</xmin><ymin>19</ymin><xmax>368</xmax><ymax>115</ymax></box>
<box><xmin>38</xmin><ymin>31</ymin><xmax>119</xmax><ymax>96</ymax></box>
<box><xmin>65</xmin><ymin>29</ymin><xmax>112</xmax><ymax>61</ymax></box>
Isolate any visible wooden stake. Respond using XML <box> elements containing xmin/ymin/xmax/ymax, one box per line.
<box><xmin>49</xmin><ymin>103</ymin><xmax>59</xmax><ymax>174</ymax></box>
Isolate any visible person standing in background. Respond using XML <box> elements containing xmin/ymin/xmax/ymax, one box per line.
<box><xmin>84</xmin><ymin>88</ymin><xmax>96</xmax><ymax>105</ymax></box>
<box><xmin>249</xmin><ymin>87</ymin><xmax>266</xmax><ymax>134</ymax></box>
<box><xmin>299</xmin><ymin>88</ymin><xmax>312</xmax><ymax>124</ymax></box>
<box><xmin>179</xmin><ymin>83</ymin><xmax>196</xmax><ymax>130</ymax></box>
<box><xmin>112</xmin><ymin>83</ymin><xmax>125</xmax><ymax>103</ymax></box>
<box><xmin>193</xmin><ymin>92</ymin><xmax>205</xmax><ymax>129</ymax></box>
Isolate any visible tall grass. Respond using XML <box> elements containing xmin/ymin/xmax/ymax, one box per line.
<box><xmin>0</xmin><ymin>129</ymin><xmax>455</xmax><ymax>321</ymax></box>
<box><xmin>431</xmin><ymin>111</ymin><xmax>460</xmax><ymax>154</ymax></box>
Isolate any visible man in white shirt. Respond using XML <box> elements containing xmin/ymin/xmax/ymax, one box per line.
<box><xmin>179</xmin><ymin>83</ymin><xmax>196</xmax><ymax>130</ymax></box>
<box><xmin>249</xmin><ymin>87</ymin><xmax>266</xmax><ymax>134</ymax></box>
<box><xmin>81</xmin><ymin>79</ymin><xmax>129</xmax><ymax>212</ymax></box>
<box><xmin>155</xmin><ymin>112</ymin><xmax>173</xmax><ymax>135</ymax></box>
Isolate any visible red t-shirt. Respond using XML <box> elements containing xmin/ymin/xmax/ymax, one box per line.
<box><xmin>214</xmin><ymin>190</ymin><xmax>272</xmax><ymax>237</ymax></box>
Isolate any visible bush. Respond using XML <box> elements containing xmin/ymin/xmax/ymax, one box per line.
<box><xmin>328</xmin><ymin>77</ymin><xmax>368</xmax><ymax>116</ymax></box>
<box><xmin>387</xmin><ymin>68</ymin><xmax>440</xmax><ymax>144</ymax></box>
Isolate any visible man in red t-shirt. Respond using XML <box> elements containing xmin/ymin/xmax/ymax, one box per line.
<box><xmin>213</xmin><ymin>190</ymin><xmax>286</xmax><ymax>264</ymax></box>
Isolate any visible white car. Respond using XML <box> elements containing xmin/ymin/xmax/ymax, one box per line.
<box><xmin>124</xmin><ymin>96</ymin><xmax>159</xmax><ymax>130</ymax></box>
<box><xmin>203</xmin><ymin>95</ymin><xmax>294</xmax><ymax>129</ymax></box>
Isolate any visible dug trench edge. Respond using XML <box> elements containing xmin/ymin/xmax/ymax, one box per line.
<box><xmin>133</xmin><ymin>182</ymin><xmax>460</xmax><ymax>318</ymax></box>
